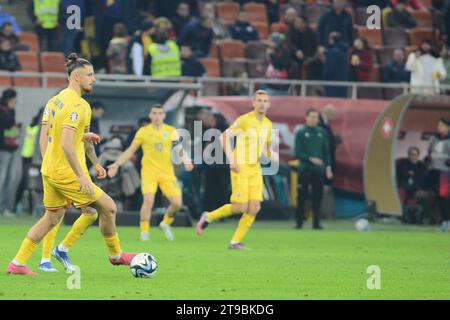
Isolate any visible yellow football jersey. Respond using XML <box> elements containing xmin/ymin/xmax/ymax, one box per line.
<box><xmin>132</xmin><ymin>123</ymin><xmax>180</xmax><ymax>176</ymax></box>
<box><xmin>41</xmin><ymin>88</ymin><xmax>91</xmax><ymax>180</ymax></box>
<box><xmin>228</xmin><ymin>111</ymin><xmax>272</xmax><ymax>167</ymax></box>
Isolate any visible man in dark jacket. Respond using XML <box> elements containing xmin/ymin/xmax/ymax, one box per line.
<box><xmin>319</xmin><ymin>104</ymin><xmax>339</xmax><ymax>176</ymax></box>
<box><xmin>317</xmin><ymin>0</ymin><xmax>354</xmax><ymax>46</ymax></box>
<box><xmin>387</xmin><ymin>0</ymin><xmax>417</xmax><ymax>29</ymax></box>
<box><xmin>295</xmin><ymin>108</ymin><xmax>333</xmax><ymax>229</ymax></box>
<box><xmin>181</xmin><ymin>45</ymin><xmax>205</xmax><ymax>77</ymax></box>
<box><xmin>382</xmin><ymin>49</ymin><xmax>410</xmax><ymax>83</ymax></box>
<box><xmin>323</xmin><ymin>32</ymin><xmax>349</xmax><ymax>97</ymax></box>
<box><xmin>229</xmin><ymin>11</ymin><xmax>259</xmax><ymax>43</ymax></box>
<box><xmin>177</xmin><ymin>15</ymin><xmax>213</xmax><ymax>58</ymax></box>
<box><xmin>0</xmin><ymin>39</ymin><xmax>20</xmax><ymax>72</ymax></box>
<box><xmin>0</xmin><ymin>88</ymin><xmax>19</xmax><ymax>217</ymax></box>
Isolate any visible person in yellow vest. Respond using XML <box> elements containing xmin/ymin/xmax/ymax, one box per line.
<box><xmin>33</xmin><ymin>0</ymin><xmax>60</xmax><ymax>51</ymax></box>
<box><xmin>143</xmin><ymin>28</ymin><xmax>181</xmax><ymax>78</ymax></box>
<box><xmin>14</xmin><ymin>107</ymin><xmax>45</xmax><ymax>214</ymax></box>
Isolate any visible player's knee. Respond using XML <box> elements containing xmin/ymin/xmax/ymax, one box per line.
<box><xmin>248</xmin><ymin>203</ymin><xmax>261</xmax><ymax>215</ymax></box>
<box><xmin>46</xmin><ymin>210</ymin><xmax>64</xmax><ymax>227</ymax></box>
<box><xmin>234</xmin><ymin>203</ymin><xmax>248</xmax><ymax>213</ymax></box>
<box><xmin>171</xmin><ymin>199</ymin><xmax>182</xmax><ymax>211</ymax></box>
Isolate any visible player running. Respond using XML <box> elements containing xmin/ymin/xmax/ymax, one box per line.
<box><xmin>6</xmin><ymin>53</ymin><xmax>136</xmax><ymax>275</ymax></box>
<box><xmin>107</xmin><ymin>104</ymin><xmax>193</xmax><ymax>241</ymax></box>
<box><xmin>196</xmin><ymin>90</ymin><xmax>279</xmax><ymax>250</ymax></box>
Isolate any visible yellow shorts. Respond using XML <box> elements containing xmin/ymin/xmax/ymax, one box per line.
<box><xmin>42</xmin><ymin>175</ymin><xmax>103</xmax><ymax>210</ymax></box>
<box><xmin>230</xmin><ymin>166</ymin><xmax>263</xmax><ymax>203</ymax></box>
<box><xmin>141</xmin><ymin>170</ymin><xmax>181</xmax><ymax>198</ymax></box>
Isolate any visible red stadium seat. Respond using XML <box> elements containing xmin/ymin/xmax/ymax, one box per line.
<box><xmin>356</xmin><ymin>26</ymin><xmax>383</xmax><ymax>47</ymax></box>
<box><xmin>383</xmin><ymin>28</ymin><xmax>409</xmax><ymax>46</ymax></box>
<box><xmin>13</xmin><ymin>77</ymin><xmax>41</xmax><ymax>87</ymax></box>
<box><xmin>410</xmin><ymin>10</ymin><xmax>433</xmax><ymax>29</ymax></box>
<box><xmin>208</xmin><ymin>41</ymin><xmax>219</xmax><ymax>58</ymax></box>
<box><xmin>40</xmin><ymin>52</ymin><xmax>66</xmax><ymax>72</ymax></box>
<box><xmin>47</xmin><ymin>77</ymin><xmax>68</xmax><ymax>88</ymax></box>
<box><xmin>18</xmin><ymin>32</ymin><xmax>39</xmax><ymax>52</ymax></box>
<box><xmin>219</xmin><ymin>39</ymin><xmax>245</xmax><ymax>59</ymax></box>
<box><xmin>243</xmin><ymin>3</ymin><xmax>268</xmax><ymax>24</ymax></box>
<box><xmin>408</xmin><ymin>28</ymin><xmax>434</xmax><ymax>46</ymax></box>
<box><xmin>251</xmin><ymin>22</ymin><xmax>269</xmax><ymax>40</ymax></box>
<box><xmin>217</xmin><ymin>2</ymin><xmax>240</xmax><ymax>26</ymax></box>
<box><xmin>16</xmin><ymin>51</ymin><xmax>40</xmax><ymax>71</ymax></box>
<box><xmin>221</xmin><ymin>58</ymin><xmax>247</xmax><ymax>78</ymax></box>
<box><xmin>200</xmin><ymin>57</ymin><xmax>221</xmax><ymax>77</ymax></box>
<box><xmin>304</xmin><ymin>5</ymin><xmax>328</xmax><ymax>26</ymax></box>
<box><xmin>245</xmin><ymin>41</ymin><xmax>269</xmax><ymax>60</ymax></box>
<box><xmin>0</xmin><ymin>75</ymin><xmax>12</xmax><ymax>86</ymax></box>
<box><xmin>270</xmin><ymin>22</ymin><xmax>284</xmax><ymax>33</ymax></box>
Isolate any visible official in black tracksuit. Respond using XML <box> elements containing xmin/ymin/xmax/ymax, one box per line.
<box><xmin>294</xmin><ymin>108</ymin><xmax>333</xmax><ymax>229</ymax></box>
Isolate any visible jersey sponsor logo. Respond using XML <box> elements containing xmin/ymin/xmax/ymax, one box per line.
<box><xmin>70</xmin><ymin>112</ymin><xmax>79</xmax><ymax>122</ymax></box>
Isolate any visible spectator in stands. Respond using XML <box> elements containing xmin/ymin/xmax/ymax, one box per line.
<box><xmin>90</xmin><ymin>101</ymin><xmax>106</xmax><ymax>156</ymax></box>
<box><xmin>155</xmin><ymin>0</ymin><xmax>199</xmax><ymax>19</ymax></box>
<box><xmin>390</xmin><ymin>0</ymin><xmax>427</xmax><ymax>11</ymax></box>
<box><xmin>230</xmin><ymin>11</ymin><xmax>259</xmax><ymax>44</ymax></box>
<box><xmin>439</xmin><ymin>44</ymin><xmax>450</xmax><ymax>92</ymax></box>
<box><xmin>265</xmin><ymin>0</ymin><xmax>282</xmax><ymax>24</ymax></box>
<box><xmin>0</xmin><ymin>8</ymin><xmax>21</xmax><ymax>34</ymax></box>
<box><xmin>0</xmin><ymin>22</ymin><xmax>19</xmax><ymax>48</ymax></box>
<box><xmin>355</xmin><ymin>0</ymin><xmax>389</xmax><ymax>8</ymax></box>
<box><xmin>323</xmin><ymin>32</ymin><xmax>349</xmax><ymax>98</ymax></box>
<box><xmin>445</xmin><ymin>1</ymin><xmax>450</xmax><ymax>47</ymax></box>
<box><xmin>227</xmin><ymin>70</ymin><xmax>249</xmax><ymax>96</ymax></box>
<box><xmin>317</xmin><ymin>0</ymin><xmax>354</xmax><ymax>47</ymax></box>
<box><xmin>279</xmin><ymin>7</ymin><xmax>298</xmax><ymax>34</ymax></box>
<box><xmin>306</xmin><ymin>45</ymin><xmax>326</xmax><ymax>81</ymax></box>
<box><xmin>0</xmin><ymin>88</ymin><xmax>19</xmax><ymax>218</ymax></box>
<box><xmin>128</xmin><ymin>20</ymin><xmax>155</xmax><ymax>76</ymax></box>
<box><xmin>382</xmin><ymin>49</ymin><xmax>411</xmax><ymax>83</ymax></box>
<box><xmin>424</xmin><ymin>117</ymin><xmax>450</xmax><ymax>232</ymax></box>
<box><xmin>144</xmin><ymin>27</ymin><xmax>182</xmax><ymax>77</ymax></box>
<box><xmin>177</xmin><ymin>15</ymin><xmax>213</xmax><ymax>58</ymax></box>
<box><xmin>295</xmin><ymin>108</ymin><xmax>333</xmax><ymax>229</ymax></box>
<box><xmin>0</xmin><ymin>39</ymin><xmax>20</xmax><ymax>72</ymax></box>
<box><xmin>201</xmin><ymin>2</ymin><xmax>230</xmax><ymax>40</ymax></box>
<box><xmin>348</xmin><ymin>37</ymin><xmax>373</xmax><ymax>82</ymax></box>
<box><xmin>406</xmin><ymin>39</ymin><xmax>447</xmax><ymax>95</ymax></box>
<box><xmin>387</xmin><ymin>0</ymin><xmax>417</xmax><ymax>29</ymax></box>
<box><xmin>172</xmin><ymin>2</ymin><xmax>192</xmax><ymax>36</ymax></box>
<box><xmin>153</xmin><ymin>17</ymin><xmax>176</xmax><ymax>40</ymax></box>
<box><xmin>106</xmin><ymin>23</ymin><xmax>130</xmax><ymax>74</ymax></box>
<box><xmin>181</xmin><ymin>45</ymin><xmax>205</xmax><ymax>77</ymax></box>
<box><xmin>287</xmin><ymin>17</ymin><xmax>317</xmax><ymax>76</ymax></box>
<box><xmin>59</xmin><ymin>0</ymin><xmax>86</xmax><ymax>57</ymax></box>
<box><xmin>32</xmin><ymin>0</ymin><xmax>59</xmax><ymax>52</ymax></box>
<box><xmin>265</xmin><ymin>32</ymin><xmax>294</xmax><ymax>95</ymax></box>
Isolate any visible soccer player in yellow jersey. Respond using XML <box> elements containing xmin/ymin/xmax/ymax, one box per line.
<box><xmin>196</xmin><ymin>90</ymin><xmax>279</xmax><ymax>250</ymax></box>
<box><xmin>6</xmin><ymin>53</ymin><xmax>136</xmax><ymax>275</ymax></box>
<box><xmin>108</xmin><ymin>104</ymin><xmax>193</xmax><ymax>241</ymax></box>
<box><xmin>36</xmin><ymin>97</ymin><xmax>104</xmax><ymax>273</ymax></box>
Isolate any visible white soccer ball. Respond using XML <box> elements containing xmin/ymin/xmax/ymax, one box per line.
<box><xmin>130</xmin><ymin>253</ymin><xmax>158</xmax><ymax>278</ymax></box>
<box><xmin>355</xmin><ymin>218</ymin><xmax>370</xmax><ymax>232</ymax></box>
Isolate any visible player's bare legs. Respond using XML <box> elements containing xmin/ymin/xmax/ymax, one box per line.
<box><xmin>159</xmin><ymin>195</ymin><xmax>182</xmax><ymax>241</ymax></box>
<box><xmin>7</xmin><ymin>209</ymin><xmax>65</xmax><ymax>275</ymax></box>
<box><xmin>140</xmin><ymin>193</ymin><xmax>155</xmax><ymax>240</ymax></box>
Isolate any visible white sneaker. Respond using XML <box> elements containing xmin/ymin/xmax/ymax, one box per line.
<box><xmin>140</xmin><ymin>232</ymin><xmax>150</xmax><ymax>241</ymax></box>
<box><xmin>159</xmin><ymin>222</ymin><xmax>174</xmax><ymax>241</ymax></box>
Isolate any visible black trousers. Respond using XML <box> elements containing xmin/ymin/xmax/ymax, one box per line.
<box><xmin>296</xmin><ymin>168</ymin><xmax>324</xmax><ymax>228</ymax></box>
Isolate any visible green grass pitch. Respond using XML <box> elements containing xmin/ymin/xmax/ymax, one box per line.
<box><xmin>0</xmin><ymin>217</ymin><xmax>449</xmax><ymax>300</ymax></box>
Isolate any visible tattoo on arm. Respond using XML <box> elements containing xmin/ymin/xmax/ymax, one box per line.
<box><xmin>85</xmin><ymin>142</ymin><xmax>98</xmax><ymax>165</ymax></box>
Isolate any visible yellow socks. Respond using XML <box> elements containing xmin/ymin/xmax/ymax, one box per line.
<box><xmin>208</xmin><ymin>204</ymin><xmax>233</xmax><ymax>222</ymax></box>
<box><xmin>140</xmin><ymin>220</ymin><xmax>149</xmax><ymax>233</ymax></box>
<box><xmin>61</xmin><ymin>213</ymin><xmax>98</xmax><ymax>250</ymax></box>
<box><xmin>231</xmin><ymin>213</ymin><xmax>255</xmax><ymax>244</ymax></box>
<box><xmin>103</xmin><ymin>234</ymin><xmax>122</xmax><ymax>258</ymax></box>
<box><xmin>13</xmin><ymin>237</ymin><xmax>39</xmax><ymax>265</ymax></box>
<box><xmin>42</xmin><ymin>221</ymin><xmax>62</xmax><ymax>259</ymax></box>
<box><xmin>162</xmin><ymin>215</ymin><xmax>174</xmax><ymax>225</ymax></box>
